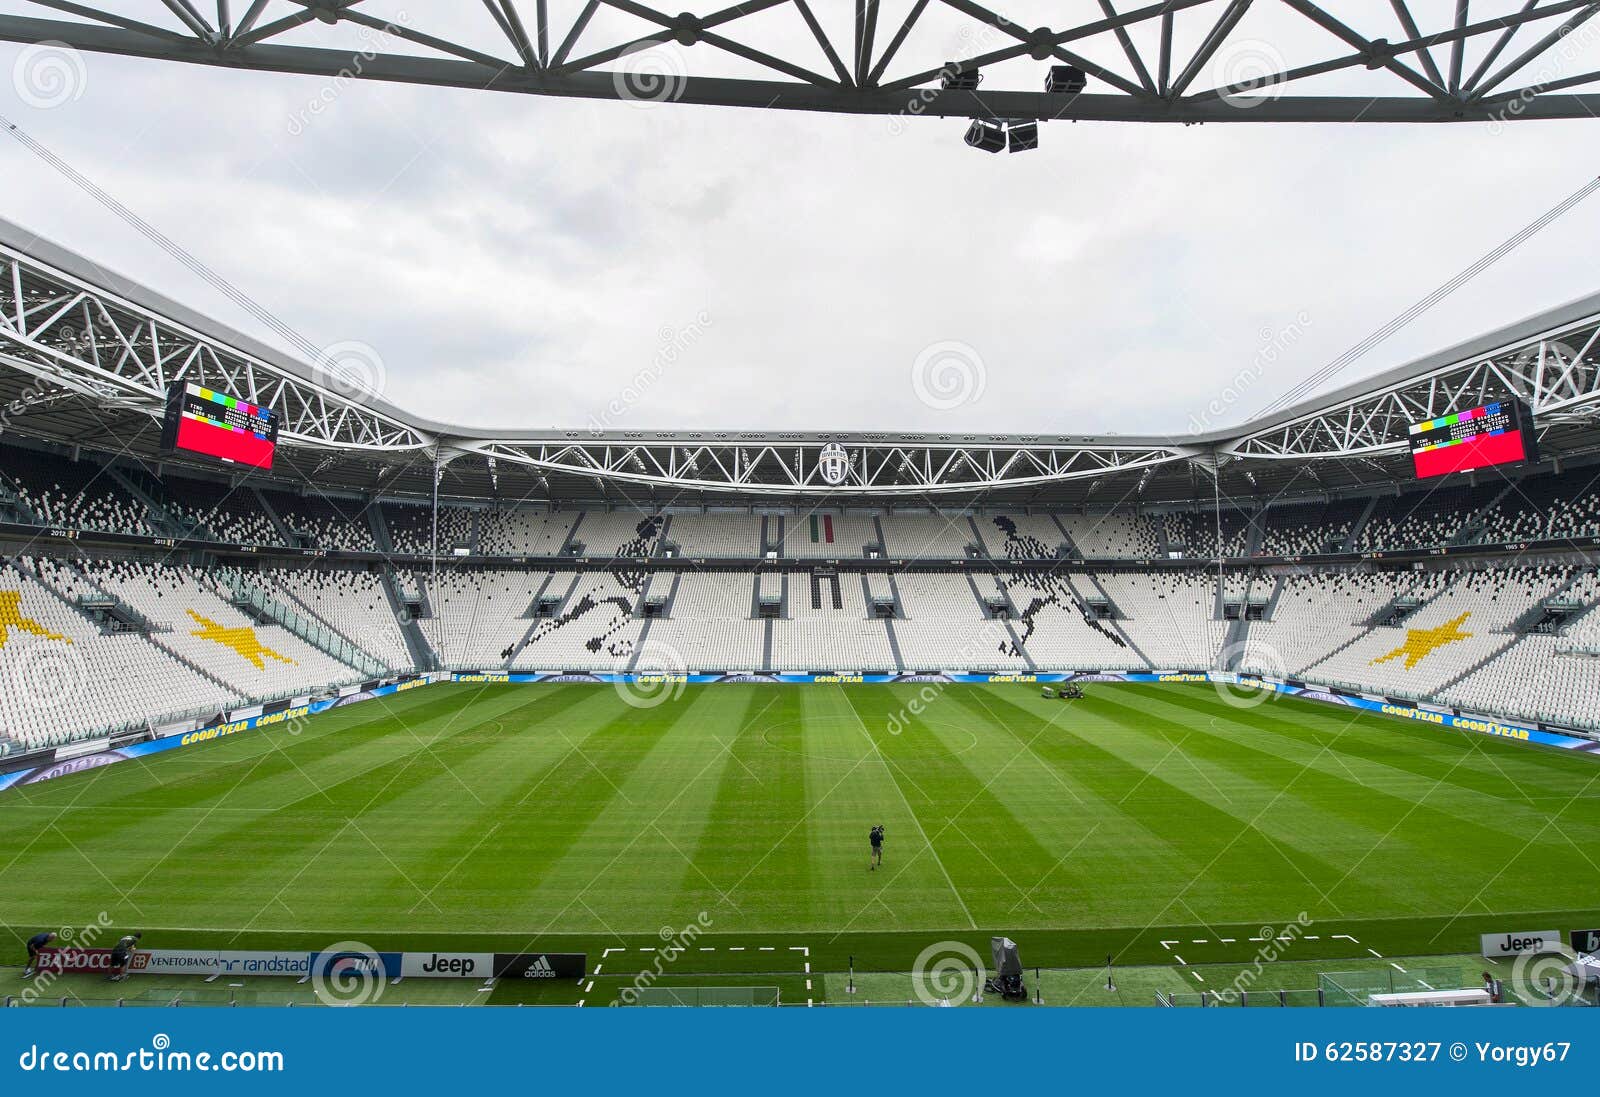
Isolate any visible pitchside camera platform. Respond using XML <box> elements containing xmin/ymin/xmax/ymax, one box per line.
<box><xmin>161</xmin><ymin>380</ymin><xmax>279</xmax><ymax>470</ymax></box>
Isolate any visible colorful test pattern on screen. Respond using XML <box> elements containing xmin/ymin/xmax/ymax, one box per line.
<box><xmin>161</xmin><ymin>382</ymin><xmax>279</xmax><ymax>470</ymax></box>
<box><xmin>1409</xmin><ymin>400</ymin><xmax>1538</xmax><ymax>480</ymax></box>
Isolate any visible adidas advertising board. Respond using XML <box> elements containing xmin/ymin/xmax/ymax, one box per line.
<box><xmin>1481</xmin><ymin>929</ymin><xmax>1561</xmax><ymax>958</ymax></box>
<box><xmin>494</xmin><ymin>953</ymin><xmax>586</xmax><ymax>979</ymax></box>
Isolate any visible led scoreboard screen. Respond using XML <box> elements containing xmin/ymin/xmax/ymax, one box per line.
<box><xmin>161</xmin><ymin>382</ymin><xmax>279</xmax><ymax>470</ymax></box>
<box><xmin>1409</xmin><ymin>400</ymin><xmax>1538</xmax><ymax>480</ymax></box>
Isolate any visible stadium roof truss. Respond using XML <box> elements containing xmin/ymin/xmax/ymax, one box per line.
<box><xmin>6</xmin><ymin>1</ymin><xmax>1600</xmax><ymax>125</ymax></box>
<box><xmin>465</xmin><ymin>437</ymin><xmax>1189</xmax><ymax>496</ymax></box>
<box><xmin>1227</xmin><ymin>309</ymin><xmax>1600</xmax><ymax>460</ymax></box>
<box><xmin>3</xmin><ymin>218</ymin><xmax>1600</xmax><ymax>501</ymax></box>
<box><xmin>0</xmin><ymin>239</ymin><xmax>430</xmax><ymax>453</ymax></box>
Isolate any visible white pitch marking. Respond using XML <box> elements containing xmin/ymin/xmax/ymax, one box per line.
<box><xmin>1418</xmin><ymin>980</ymin><xmax>1435</xmax><ymax>991</ymax></box>
<box><xmin>1390</xmin><ymin>962</ymin><xmax>1407</xmax><ymax>973</ymax></box>
<box><xmin>1191</xmin><ymin>972</ymin><xmax>1204</xmax><ymax>982</ymax></box>
<box><xmin>1333</xmin><ymin>935</ymin><xmax>1358</xmax><ymax>943</ymax></box>
<box><xmin>1219</xmin><ymin>938</ymin><xmax>1235</xmax><ymax>944</ymax></box>
<box><xmin>1303</xmin><ymin>935</ymin><xmax>1320</xmax><ymax>940</ymax></box>
<box><xmin>584</xmin><ymin>980</ymin><xmax>594</xmax><ymax>993</ymax></box>
<box><xmin>639</xmin><ymin>947</ymin><xmax>655</xmax><ymax>952</ymax></box>
<box><xmin>1173</xmin><ymin>954</ymin><xmax>1187</xmax><ymax>966</ymax></box>
<box><xmin>602</xmin><ymin>948</ymin><xmax>623</xmax><ymax>958</ymax></box>
<box><xmin>1485</xmin><ymin>956</ymin><xmax>1500</xmax><ymax>965</ymax></box>
<box><xmin>1192</xmin><ymin>939</ymin><xmax>1208</xmax><ymax>944</ymax></box>
<box><xmin>1277</xmin><ymin>936</ymin><xmax>1294</xmax><ymax>942</ymax></box>
<box><xmin>700</xmin><ymin>947</ymin><xmax>714</xmax><ymax>952</ymax></box>
<box><xmin>1249</xmin><ymin>937</ymin><xmax>1266</xmax><ymax>943</ymax></box>
<box><xmin>790</xmin><ymin>946</ymin><xmax>810</xmax><ymax>955</ymax></box>
<box><xmin>1159</xmin><ymin>940</ymin><xmax>1178</xmax><ymax>949</ymax></box>
<box><xmin>759</xmin><ymin>946</ymin><xmax>774</xmax><ymax>952</ymax></box>
<box><xmin>806</xmin><ymin>998</ymin><xmax>813</xmax><ymax>1007</ymax></box>
<box><xmin>806</xmin><ymin>979</ymin><xmax>812</xmax><ymax>991</ymax></box>
<box><xmin>593</xmin><ymin>964</ymin><xmax>604</xmax><ymax>975</ymax></box>
<box><xmin>1366</xmin><ymin>949</ymin><xmax>1382</xmax><ymax>959</ymax></box>
<box><xmin>804</xmin><ymin>962</ymin><xmax>811</xmax><ymax>973</ymax></box>
<box><xmin>730</xmin><ymin>946</ymin><xmax>744</xmax><ymax>952</ymax></box>
<box><xmin>576</xmin><ymin>999</ymin><xmax>585</xmax><ymax>1007</ymax></box>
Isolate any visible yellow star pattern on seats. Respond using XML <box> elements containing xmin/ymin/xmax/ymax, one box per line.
<box><xmin>186</xmin><ymin>610</ymin><xmax>297</xmax><ymax>670</ymax></box>
<box><xmin>1371</xmin><ymin>611</ymin><xmax>1473</xmax><ymax>670</ymax></box>
<box><xmin>0</xmin><ymin>590</ymin><xmax>71</xmax><ymax>649</ymax></box>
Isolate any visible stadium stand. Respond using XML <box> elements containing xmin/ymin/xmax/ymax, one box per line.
<box><xmin>880</xmin><ymin>513</ymin><xmax>978</xmax><ymax>558</ymax></box>
<box><xmin>1352</xmin><ymin>484</ymin><xmax>1474</xmax><ymax>551</ymax></box>
<box><xmin>1256</xmin><ymin>498</ymin><xmax>1366</xmax><ymax>557</ymax></box>
<box><xmin>476</xmin><ymin>507</ymin><xmax>576</xmax><ymax>556</ymax></box>
<box><xmin>6</xmin><ymin>444</ymin><xmax>1600</xmax><ymax>750</ymax></box>
<box><xmin>665</xmin><ymin>514</ymin><xmax>761</xmax><ymax>558</ymax></box>
<box><xmin>1056</xmin><ymin>513</ymin><xmax>1161</xmax><ymax>558</ymax></box>
<box><xmin>1</xmin><ymin>556</ymin><xmax>241</xmax><ymax>749</ymax></box>
<box><xmin>2</xmin><ymin>445</ymin><xmax>158</xmax><ymax>536</ymax></box>
<box><xmin>75</xmin><ymin>558</ymin><xmax>368</xmax><ymax>701</ymax></box>
<box><xmin>385</xmin><ymin>502</ymin><xmax>475</xmax><ymax>555</ymax></box>
<box><xmin>571</xmin><ymin>511</ymin><xmax>665</xmax><ymax>557</ymax></box>
<box><xmin>1472</xmin><ymin>470</ymin><xmax>1600</xmax><ymax>545</ymax></box>
<box><xmin>511</xmin><ymin>568</ymin><xmax>647</xmax><ymax>669</ymax></box>
<box><xmin>786</xmin><ymin>512</ymin><xmax>880</xmax><ymax>558</ymax></box>
<box><xmin>159</xmin><ymin>473</ymin><xmax>283</xmax><ymax>546</ymax></box>
<box><xmin>256</xmin><ymin>564</ymin><xmax>415</xmax><ymax>673</ymax></box>
<box><xmin>260</xmin><ymin>490</ymin><xmax>380</xmax><ymax>552</ymax></box>
<box><xmin>1161</xmin><ymin>508</ymin><xmax>1252</xmax><ymax>559</ymax></box>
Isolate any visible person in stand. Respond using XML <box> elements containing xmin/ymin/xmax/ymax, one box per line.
<box><xmin>22</xmin><ymin>930</ymin><xmax>56</xmax><ymax>977</ymax></box>
<box><xmin>1481</xmin><ymin>971</ymin><xmax>1503</xmax><ymax>1004</ymax></box>
<box><xmin>108</xmin><ymin>933</ymin><xmax>142</xmax><ymax>982</ymax></box>
<box><xmin>869</xmin><ymin>824</ymin><xmax>885</xmax><ymax>871</ymax></box>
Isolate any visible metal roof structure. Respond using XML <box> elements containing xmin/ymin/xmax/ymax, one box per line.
<box><xmin>2</xmin><ymin>213</ymin><xmax>1599</xmax><ymax>510</ymax></box>
<box><xmin>5</xmin><ymin>2</ymin><xmax>1600</xmax><ymax>127</ymax></box>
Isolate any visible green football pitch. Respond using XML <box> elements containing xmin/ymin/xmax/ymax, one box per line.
<box><xmin>1</xmin><ymin>681</ymin><xmax>1596</xmax><ymax>1005</ymax></box>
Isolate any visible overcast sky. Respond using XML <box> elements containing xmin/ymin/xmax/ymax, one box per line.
<box><xmin>4</xmin><ymin>1</ymin><xmax>1600</xmax><ymax>439</ymax></box>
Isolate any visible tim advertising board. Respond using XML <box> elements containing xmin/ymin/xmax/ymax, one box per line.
<box><xmin>1481</xmin><ymin>930</ymin><xmax>1561</xmax><ymax>958</ymax></box>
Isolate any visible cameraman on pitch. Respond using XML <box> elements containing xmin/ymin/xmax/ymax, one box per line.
<box><xmin>869</xmin><ymin>824</ymin><xmax>885</xmax><ymax>871</ymax></box>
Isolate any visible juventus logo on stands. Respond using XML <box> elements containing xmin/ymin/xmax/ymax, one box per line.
<box><xmin>818</xmin><ymin>443</ymin><xmax>850</xmax><ymax>486</ymax></box>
